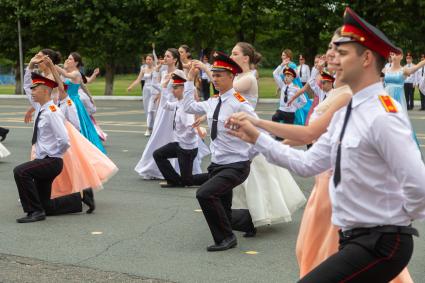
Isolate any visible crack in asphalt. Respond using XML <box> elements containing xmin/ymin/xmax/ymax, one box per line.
<box><xmin>75</xmin><ymin>206</ymin><xmax>180</xmax><ymax>265</ymax></box>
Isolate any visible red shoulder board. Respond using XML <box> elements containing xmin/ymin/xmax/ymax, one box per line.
<box><xmin>49</xmin><ymin>105</ymin><xmax>57</xmax><ymax>112</ymax></box>
<box><xmin>67</xmin><ymin>99</ymin><xmax>73</xmax><ymax>106</ymax></box>
<box><xmin>234</xmin><ymin>92</ymin><xmax>246</xmax><ymax>102</ymax></box>
<box><xmin>378</xmin><ymin>95</ymin><xmax>398</xmax><ymax>113</ymax></box>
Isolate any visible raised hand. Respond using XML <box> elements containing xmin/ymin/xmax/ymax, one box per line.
<box><xmin>192</xmin><ymin>115</ymin><xmax>206</xmax><ymax>128</ymax></box>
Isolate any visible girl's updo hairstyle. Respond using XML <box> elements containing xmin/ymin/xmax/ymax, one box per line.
<box><xmin>166</xmin><ymin>48</ymin><xmax>183</xmax><ymax>70</ymax></box>
<box><xmin>236</xmin><ymin>42</ymin><xmax>262</xmax><ymax>65</ymax></box>
<box><xmin>40</xmin><ymin>48</ymin><xmax>62</xmax><ymax>65</ymax></box>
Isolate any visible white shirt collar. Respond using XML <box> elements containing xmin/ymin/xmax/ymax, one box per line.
<box><xmin>219</xmin><ymin>87</ymin><xmax>235</xmax><ymax>102</ymax></box>
<box><xmin>352</xmin><ymin>82</ymin><xmax>384</xmax><ymax>108</ymax></box>
<box><xmin>40</xmin><ymin>100</ymin><xmax>55</xmax><ymax>111</ymax></box>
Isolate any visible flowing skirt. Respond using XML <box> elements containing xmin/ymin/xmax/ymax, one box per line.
<box><xmin>90</xmin><ymin>115</ymin><xmax>107</xmax><ymax>142</ymax></box>
<box><xmin>296</xmin><ymin>171</ymin><xmax>413</xmax><ymax>282</ymax></box>
<box><xmin>386</xmin><ymin>85</ymin><xmax>408</xmax><ymax>113</ymax></box>
<box><xmin>69</xmin><ymin>93</ymin><xmax>106</xmax><ymax>154</ymax></box>
<box><xmin>0</xmin><ymin>142</ymin><xmax>10</xmax><ymax>158</ymax></box>
<box><xmin>232</xmin><ymin>154</ymin><xmax>306</xmax><ymax>227</ymax></box>
<box><xmin>31</xmin><ymin>122</ymin><xmax>118</xmax><ymax>198</ymax></box>
<box><xmin>135</xmin><ymin>95</ymin><xmax>176</xmax><ymax>179</ymax></box>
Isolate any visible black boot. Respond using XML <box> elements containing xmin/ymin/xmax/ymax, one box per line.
<box><xmin>0</xmin><ymin>127</ymin><xmax>9</xmax><ymax>142</ymax></box>
<box><xmin>82</xmin><ymin>188</ymin><xmax>95</xmax><ymax>214</ymax></box>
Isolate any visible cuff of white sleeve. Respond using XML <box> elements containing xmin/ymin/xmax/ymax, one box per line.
<box><xmin>254</xmin><ymin>132</ymin><xmax>276</xmax><ymax>153</ymax></box>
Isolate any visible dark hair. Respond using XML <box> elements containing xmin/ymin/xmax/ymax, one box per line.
<box><xmin>236</xmin><ymin>42</ymin><xmax>262</xmax><ymax>65</ymax></box>
<box><xmin>81</xmin><ymin>72</ymin><xmax>88</xmax><ymax>84</ymax></box>
<box><xmin>40</xmin><ymin>49</ymin><xmax>61</xmax><ymax>65</ymax></box>
<box><xmin>167</xmin><ymin>48</ymin><xmax>183</xmax><ymax>70</ymax></box>
<box><xmin>352</xmin><ymin>43</ymin><xmax>386</xmax><ymax>75</ymax></box>
<box><xmin>282</xmin><ymin>49</ymin><xmax>293</xmax><ymax>59</ymax></box>
<box><xmin>70</xmin><ymin>52</ymin><xmax>84</xmax><ymax>68</ymax></box>
<box><xmin>145</xmin><ymin>53</ymin><xmax>154</xmax><ymax>60</ymax></box>
<box><xmin>179</xmin><ymin>44</ymin><xmax>192</xmax><ymax>59</ymax></box>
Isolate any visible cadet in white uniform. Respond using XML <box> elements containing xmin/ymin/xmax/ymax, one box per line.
<box><xmin>297</xmin><ymin>54</ymin><xmax>311</xmax><ymax>85</ymax></box>
<box><xmin>272</xmin><ymin>67</ymin><xmax>303</xmax><ymax>133</ymax></box>
<box><xmin>14</xmin><ymin>73</ymin><xmax>94</xmax><ymax>223</ymax></box>
<box><xmin>182</xmin><ymin>52</ymin><xmax>257</xmax><ymax>252</ymax></box>
<box><xmin>415</xmin><ymin>54</ymin><xmax>425</xmax><ymax>110</ymax></box>
<box><xmin>226</xmin><ymin>8</ymin><xmax>425</xmax><ymax>282</ymax></box>
<box><xmin>153</xmin><ymin>71</ymin><xmax>198</xmax><ymax>187</ymax></box>
<box><xmin>404</xmin><ymin>52</ymin><xmax>415</xmax><ymax>109</ymax></box>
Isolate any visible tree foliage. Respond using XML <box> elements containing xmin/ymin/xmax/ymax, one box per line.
<box><xmin>1</xmin><ymin>0</ymin><xmax>424</xmax><ymax>95</ymax></box>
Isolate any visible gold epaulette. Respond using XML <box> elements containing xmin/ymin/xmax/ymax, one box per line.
<box><xmin>233</xmin><ymin>92</ymin><xmax>246</xmax><ymax>102</ymax></box>
<box><xmin>378</xmin><ymin>95</ymin><xmax>398</xmax><ymax>113</ymax></box>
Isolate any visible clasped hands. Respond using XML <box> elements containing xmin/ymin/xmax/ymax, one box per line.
<box><xmin>224</xmin><ymin>112</ymin><xmax>261</xmax><ymax>144</ymax></box>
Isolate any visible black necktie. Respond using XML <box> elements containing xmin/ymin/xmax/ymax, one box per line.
<box><xmin>284</xmin><ymin>86</ymin><xmax>289</xmax><ymax>103</ymax></box>
<box><xmin>173</xmin><ymin>107</ymin><xmax>178</xmax><ymax>130</ymax></box>
<box><xmin>211</xmin><ymin>97</ymin><xmax>222</xmax><ymax>140</ymax></box>
<box><xmin>422</xmin><ymin>67</ymin><xmax>424</xmax><ymax>76</ymax></box>
<box><xmin>299</xmin><ymin>65</ymin><xmax>302</xmax><ymax>78</ymax></box>
<box><xmin>31</xmin><ymin>110</ymin><xmax>44</xmax><ymax>145</ymax></box>
<box><xmin>333</xmin><ymin>100</ymin><xmax>352</xmax><ymax>187</ymax></box>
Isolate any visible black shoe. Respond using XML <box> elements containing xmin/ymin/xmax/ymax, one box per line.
<box><xmin>243</xmin><ymin>227</ymin><xmax>257</xmax><ymax>238</ymax></box>
<box><xmin>82</xmin><ymin>188</ymin><xmax>95</xmax><ymax>214</ymax></box>
<box><xmin>160</xmin><ymin>182</ymin><xmax>182</xmax><ymax>188</ymax></box>
<box><xmin>0</xmin><ymin>128</ymin><xmax>9</xmax><ymax>142</ymax></box>
<box><xmin>16</xmin><ymin>211</ymin><xmax>46</xmax><ymax>223</ymax></box>
<box><xmin>207</xmin><ymin>234</ymin><xmax>237</xmax><ymax>252</ymax></box>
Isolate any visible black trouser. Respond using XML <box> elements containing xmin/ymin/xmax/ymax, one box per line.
<box><xmin>272</xmin><ymin>110</ymin><xmax>295</xmax><ymax>140</ymax></box>
<box><xmin>153</xmin><ymin>142</ymin><xmax>198</xmax><ymax>186</ymax></box>
<box><xmin>195</xmin><ymin>161</ymin><xmax>250</xmax><ymax>243</ymax></box>
<box><xmin>201</xmin><ymin>79</ymin><xmax>210</xmax><ymax>101</ymax></box>
<box><xmin>272</xmin><ymin>110</ymin><xmax>295</xmax><ymax>124</ymax></box>
<box><xmin>13</xmin><ymin>157</ymin><xmax>82</xmax><ymax>216</ymax></box>
<box><xmin>298</xmin><ymin>227</ymin><xmax>415</xmax><ymax>283</ymax></box>
<box><xmin>404</xmin><ymin>82</ymin><xmax>414</xmax><ymax>109</ymax></box>
<box><xmin>0</xmin><ymin>126</ymin><xmax>8</xmax><ymax>136</ymax></box>
<box><xmin>231</xmin><ymin>209</ymin><xmax>255</xmax><ymax>233</ymax></box>
<box><xmin>420</xmin><ymin>89</ymin><xmax>425</xmax><ymax>110</ymax></box>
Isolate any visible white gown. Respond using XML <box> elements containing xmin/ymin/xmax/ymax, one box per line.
<box><xmin>0</xmin><ymin>142</ymin><xmax>10</xmax><ymax>159</ymax></box>
<box><xmin>135</xmin><ymin>72</ymin><xmax>177</xmax><ymax>179</ymax></box>
<box><xmin>232</xmin><ymin>72</ymin><xmax>306</xmax><ymax>227</ymax></box>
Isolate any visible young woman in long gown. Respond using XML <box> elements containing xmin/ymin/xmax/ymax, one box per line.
<box><xmin>228</xmin><ymin>42</ymin><xmax>306</xmax><ymax>235</ymax></box>
<box><xmin>384</xmin><ymin>52</ymin><xmax>425</xmax><ymax>112</ymax></box>
<box><xmin>127</xmin><ymin>54</ymin><xmax>157</xmax><ymax>136</ymax></box>
<box><xmin>134</xmin><ymin>48</ymin><xmax>183</xmax><ymax>179</ymax></box>
<box><xmin>54</xmin><ymin>52</ymin><xmax>106</xmax><ymax>154</ymax></box>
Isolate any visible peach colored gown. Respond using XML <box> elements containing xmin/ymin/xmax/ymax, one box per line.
<box><xmin>296</xmin><ymin>86</ymin><xmax>413</xmax><ymax>283</ymax></box>
<box><xmin>32</xmin><ymin>121</ymin><xmax>118</xmax><ymax>198</ymax></box>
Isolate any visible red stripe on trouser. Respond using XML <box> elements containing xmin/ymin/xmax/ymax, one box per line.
<box><xmin>340</xmin><ymin>234</ymin><xmax>401</xmax><ymax>283</ymax></box>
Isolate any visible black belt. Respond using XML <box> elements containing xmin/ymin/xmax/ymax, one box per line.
<box><xmin>340</xmin><ymin>225</ymin><xmax>419</xmax><ymax>239</ymax></box>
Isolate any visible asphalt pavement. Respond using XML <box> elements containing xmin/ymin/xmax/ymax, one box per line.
<box><xmin>0</xmin><ymin>98</ymin><xmax>424</xmax><ymax>283</ymax></box>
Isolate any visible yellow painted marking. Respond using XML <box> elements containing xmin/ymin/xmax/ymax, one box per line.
<box><xmin>194</xmin><ymin>209</ymin><xmax>202</xmax><ymax>212</ymax></box>
<box><xmin>91</xmin><ymin>231</ymin><xmax>103</xmax><ymax>235</ymax></box>
<box><xmin>245</xmin><ymin>251</ymin><xmax>259</xmax><ymax>255</ymax></box>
